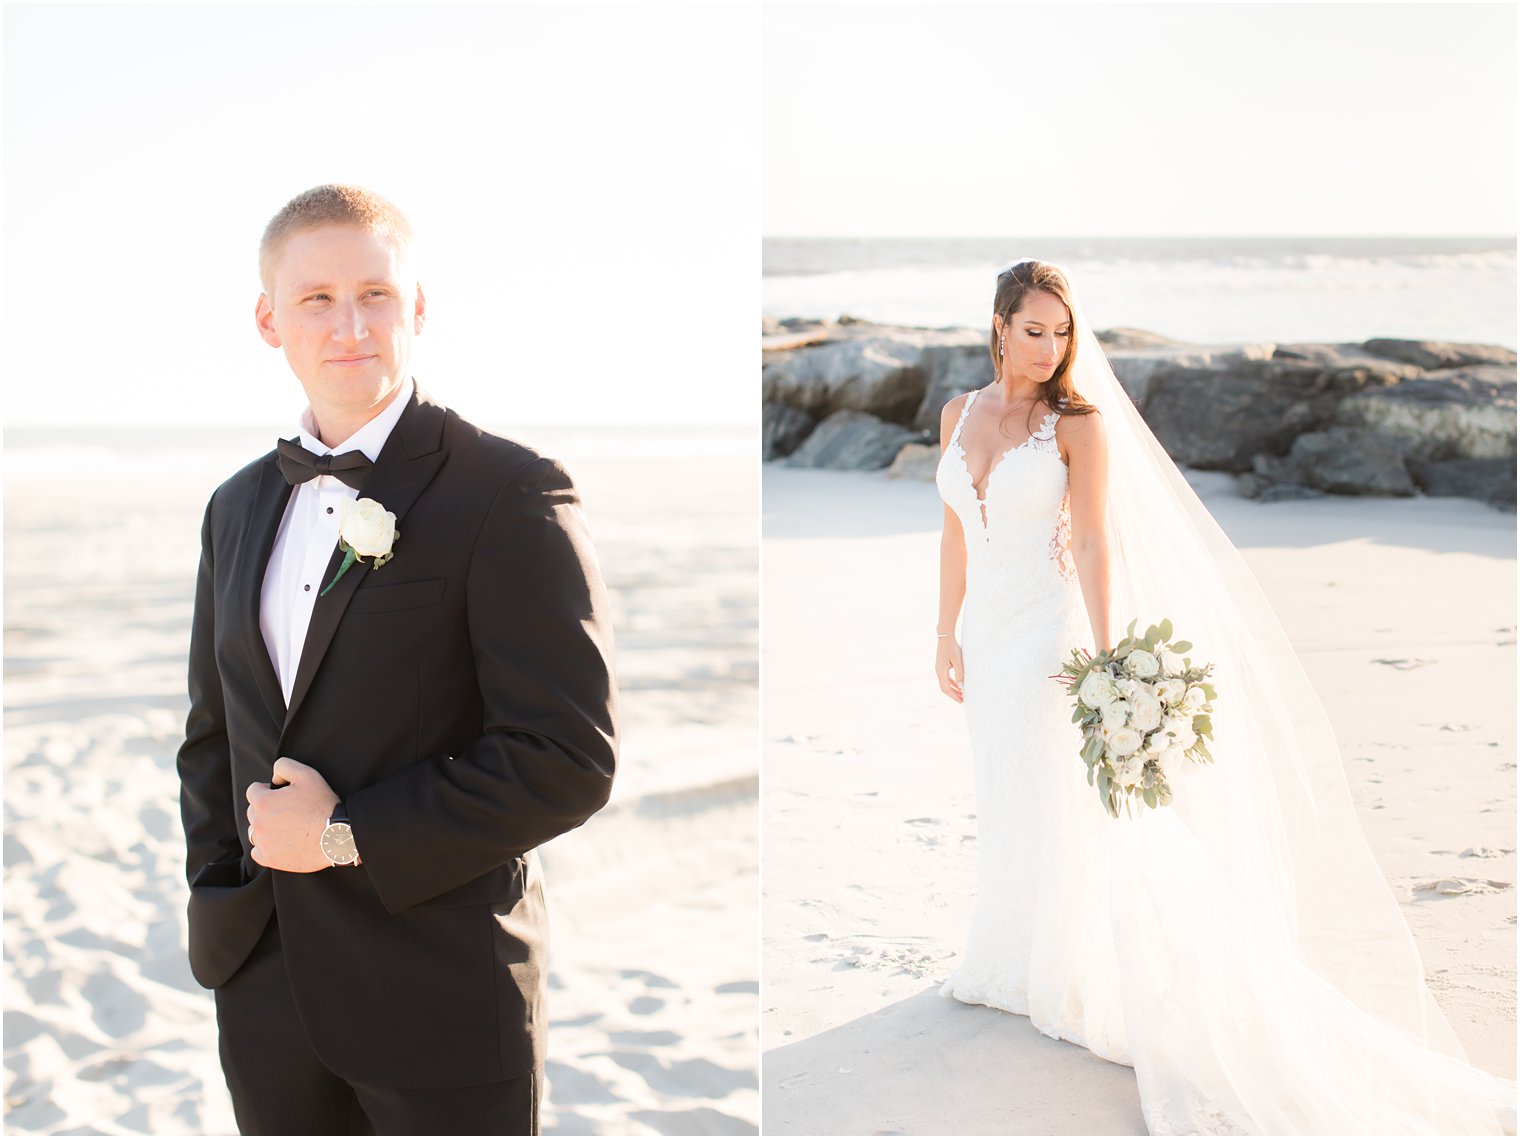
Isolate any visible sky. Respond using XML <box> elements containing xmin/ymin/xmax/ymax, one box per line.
<box><xmin>4</xmin><ymin>3</ymin><xmax>1513</xmax><ymax>429</ymax></box>
<box><xmin>3</xmin><ymin>3</ymin><xmax>760</xmax><ymax>429</ymax></box>
<box><xmin>764</xmin><ymin>2</ymin><xmax>1517</xmax><ymax>237</ymax></box>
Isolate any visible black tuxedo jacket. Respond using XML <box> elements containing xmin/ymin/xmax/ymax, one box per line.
<box><xmin>177</xmin><ymin>387</ymin><xmax>618</xmax><ymax>1088</ymax></box>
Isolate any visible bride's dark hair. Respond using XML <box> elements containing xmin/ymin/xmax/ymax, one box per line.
<box><xmin>990</xmin><ymin>260</ymin><xmax>1099</xmax><ymax>424</ymax></box>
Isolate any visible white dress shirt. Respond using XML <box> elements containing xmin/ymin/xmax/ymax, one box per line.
<box><xmin>260</xmin><ymin>377</ymin><xmax>414</xmax><ymax>705</ymax></box>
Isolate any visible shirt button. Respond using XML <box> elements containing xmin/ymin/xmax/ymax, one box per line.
<box><xmin>304</xmin><ymin>584</ymin><xmax>311</xmax><ymax>592</ymax></box>
<box><xmin>326</xmin><ymin>506</ymin><xmax>334</xmax><ymax>514</ymax></box>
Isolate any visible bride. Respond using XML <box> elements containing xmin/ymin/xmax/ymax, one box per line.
<box><xmin>932</xmin><ymin>259</ymin><xmax>1515</xmax><ymax>1135</ymax></box>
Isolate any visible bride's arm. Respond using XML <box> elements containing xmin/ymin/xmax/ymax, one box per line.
<box><xmin>1063</xmin><ymin>409</ymin><xmax>1113</xmax><ymax>653</ymax></box>
<box><xmin>936</xmin><ymin>396</ymin><xmax>969</xmax><ymax>702</ymax></box>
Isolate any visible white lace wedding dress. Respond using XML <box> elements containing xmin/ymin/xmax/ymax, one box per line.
<box><xmin>933</xmin><ymin>387</ymin><xmax>1514</xmax><ymax>1135</ymax></box>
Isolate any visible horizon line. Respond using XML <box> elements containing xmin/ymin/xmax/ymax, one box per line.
<box><xmin>761</xmin><ymin>233</ymin><xmax>1518</xmax><ymax>242</ymax></box>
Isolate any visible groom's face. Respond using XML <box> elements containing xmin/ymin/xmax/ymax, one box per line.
<box><xmin>255</xmin><ymin>224</ymin><xmax>425</xmax><ymax>420</ymax></box>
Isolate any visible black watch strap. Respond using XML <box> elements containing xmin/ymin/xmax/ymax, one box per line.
<box><xmin>330</xmin><ymin>801</ymin><xmax>350</xmax><ymax>825</ymax></box>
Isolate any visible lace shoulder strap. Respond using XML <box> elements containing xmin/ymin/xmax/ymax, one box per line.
<box><xmin>948</xmin><ymin>389</ymin><xmax>979</xmax><ymax>448</ymax></box>
<box><xmin>1032</xmin><ymin>406</ymin><xmax>1061</xmax><ymax>444</ymax></box>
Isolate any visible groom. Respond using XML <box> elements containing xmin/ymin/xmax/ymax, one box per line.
<box><xmin>177</xmin><ymin>184</ymin><xmax>618</xmax><ymax>1135</ymax></box>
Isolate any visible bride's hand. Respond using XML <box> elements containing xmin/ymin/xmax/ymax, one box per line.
<box><xmin>936</xmin><ymin>637</ymin><xmax>964</xmax><ymax>703</ymax></box>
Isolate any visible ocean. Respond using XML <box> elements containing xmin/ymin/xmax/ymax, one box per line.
<box><xmin>2</xmin><ymin>424</ymin><xmax>757</xmax><ymax>488</ymax></box>
<box><xmin>763</xmin><ymin>236</ymin><xmax>1517</xmax><ymax>349</ymax></box>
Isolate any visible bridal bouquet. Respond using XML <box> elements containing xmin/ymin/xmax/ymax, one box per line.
<box><xmin>1052</xmin><ymin>618</ymin><xmax>1217</xmax><ymax>819</ymax></box>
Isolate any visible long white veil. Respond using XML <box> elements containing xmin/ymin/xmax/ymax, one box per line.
<box><xmin>1041</xmin><ymin>260</ymin><xmax>1515</xmax><ymax>1133</ymax></box>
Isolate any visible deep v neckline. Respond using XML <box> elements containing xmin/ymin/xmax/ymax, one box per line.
<box><xmin>953</xmin><ymin>389</ymin><xmax>1059</xmax><ymax>504</ymax></box>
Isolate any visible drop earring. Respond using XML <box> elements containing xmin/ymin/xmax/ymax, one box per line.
<box><xmin>998</xmin><ymin>334</ymin><xmax>1005</xmax><ymax>359</ymax></box>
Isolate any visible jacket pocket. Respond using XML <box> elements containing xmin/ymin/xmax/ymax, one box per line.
<box><xmin>347</xmin><ymin>576</ymin><xmax>445</xmax><ymax>615</ymax></box>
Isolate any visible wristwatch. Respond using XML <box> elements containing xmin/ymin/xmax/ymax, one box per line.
<box><xmin>320</xmin><ymin>801</ymin><xmax>361</xmax><ymax>867</ymax></box>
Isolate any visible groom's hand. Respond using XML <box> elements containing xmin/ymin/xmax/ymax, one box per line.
<box><xmin>246</xmin><ymin>757</ymin><xmax>339</xmax><ymax>873</ymax></box>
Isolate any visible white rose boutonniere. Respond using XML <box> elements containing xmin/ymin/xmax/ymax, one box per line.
<box><xmin>321</xmin><ymin>497</ymin><xmax>399</xmax><ymax>596</ymax></box>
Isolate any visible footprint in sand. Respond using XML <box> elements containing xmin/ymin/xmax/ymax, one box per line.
<box><xmin>1413</xmin><ymin>878</ymin><xmax>1513</xmax><ymax>898</ymax></box>
<box><xmin>605</xmin><ymin>1052</ymin><xmax>754</xmax><ymax>1099</ymax></box>
<box><xmin>608</xmin><ymin>1029</ymin><xmax>681</xmax><ymax>1047</ymax></box>
<box><xmin>1460</xmin><ymin>847</ymin><xmax>1515</xmax><ymax>859</ymax></box>
<box><xmin>620</xmin><ymin>969</ymin><xmax>679</xmax><ymax>989</ymax></box>
<box><xmin>1371</xmin><ymin>658</ymin><xmax>1435</xmax><ymax>670</ymax></box>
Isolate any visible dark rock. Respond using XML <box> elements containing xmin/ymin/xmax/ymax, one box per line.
<box><xmin>1408</xmin><ymin>458</ymin><xmax>1517</xmax><ymax>510</ymax></box>
<box><xmin>1285</xmin><ymin>427</ymin><xmax>1418</xmax><ymax>496</ymax></box>
<box><xmin>1250</xmin><ymin>452</ymin><xmax>1299</xmax><ymax>484</ymax></box>
<box><xmin>1361</xmin><ymin>339</ymin><xmax>1518</xmax><ymax>371</ymax></box>
<box><xmin>779</xmin><ymin>316</ymin><xmax>836</xmax><ymax>332</ymax></box>
<box><xmin>1094</xmin><ymin>327</ymin><xmax>1190</xmax><ymax>350</ymax></box>
<box><xmin>1339</xmin><ymin>371</ymin><xmax>1517</xmax><ymax>462</ymax></box>
<box><xmin>763</xmin><ymin>401</ymin><xmax>817</xmax><ymax>461</ymax></box>
<box><xmin>913</xmin><ymin>346</ymin><xmax>995</xmax><ymax>432</ymax></box>
<box><xmin>784</xmin><ymin>410</ymin><xmax>918</xmax><ymax>471</ymax></box>
<box><xmin>1140</xmin><ymin>360</ymin><xmax>1337</xmax><ymax>471</ymax></box>
<box><xmin>1237</xmin><ymin>473</ymin><xmax>1329</xmax><ymax>502</ymax></box>
<box><xmin>1106</xmin><ymin>343</ymin><xmax>1274</xmax><ymax>404</ymax></box>
<box><xmin>763</xmin><ymin>328</ymin><xmax>982</xmax><ymax>425</ymax></box>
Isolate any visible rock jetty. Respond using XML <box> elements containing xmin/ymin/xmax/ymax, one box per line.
<box><xmin>761</xmin><ymin>318</ymin><xmax>1517</xmax><ymax>510</ymax></box>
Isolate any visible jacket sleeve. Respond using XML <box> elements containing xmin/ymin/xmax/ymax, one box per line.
<box><xmin>345</xmin><ymin>455</ymin><xmax>619</xmax><ymax>913</ymax></box>
<box><xmin>177</xmin><ymin>491</ymin><xmax>242</xmax><ymax>886</ymax></box>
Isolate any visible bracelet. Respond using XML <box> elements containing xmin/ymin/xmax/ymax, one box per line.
<box><xmin>936</xmin><ymin>633</ymin><xmax>954</xmax><ymax>638</ymax></box>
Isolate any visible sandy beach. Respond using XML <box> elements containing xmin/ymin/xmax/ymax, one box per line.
<box><xmin>761</xmin><ymin>465</ymin><xmax>1516</xmax><ymax>1135</ymax></box>
<box><xmin>3</xmin><ymin>438</ymin><xmax>758</xmax><ymax>1135</ymax></box>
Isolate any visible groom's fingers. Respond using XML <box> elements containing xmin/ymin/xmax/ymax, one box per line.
<box><xmin>271</xmin><ymin>755</ymin><xmax>311</xmax><ymax>787</ymax></box>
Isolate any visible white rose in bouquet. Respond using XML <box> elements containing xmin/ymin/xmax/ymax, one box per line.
<box><xmin>1126</xmin><ymin>649</ymin><xmax>1160</xmax><ymax>679</ymax></box>
<box><xmin>1079</xmin><ymin>669</ymin><xmax>1120</xmax><ymax>709</ymax></box>
<box><xmin>1154</xmin><ymin>677</ymin><xmax>1186</xmax><ymax>705</ymax></box>
<box><xmin>1158</xmin><ymin>744</ymin><xmax>1187</xmax><ymax>778</ymax></box>
<box><xmin>1182</xmin><ymin>684</ymin><xmax>1208</xmax><ymax>712</ymax></box>
<box><xmin>1115</xmin><ymin>676</ymin><xmax>1142</xmax><ymax>700</ymax></box>
<box><xmin>1129</xmin><ymin>692</ymin><xmax>1163</xmax><ymax>732</ymax></box>
<box><xmin>1101</xmin><ymin>699</ymin><xmax>1131</xmax><ymax>731</ymax></box>
<box><xmin>1106</xmin><ymin>726</ymin><xmax>1143</xmax><ymax>757</ymax></box>
<box><xmin>1160</xmin><ymin>714</ymin><xmax>1198</xmax><ymax>751</ymax></box>
<box><xmin>1159</xmin><ymin>649</ymin><xmax>1187</xmax><ymax>674</ymax></box>
<box><xmin>1112</xmin><ymin>752</ymin><xmax>1145</xmax><ymax>789</ymax></box>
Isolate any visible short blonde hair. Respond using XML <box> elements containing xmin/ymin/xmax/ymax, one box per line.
<box><xmin>258</xmin><ymin>184</ymin><xmax>414</xmax><ymax>294</ymax></box>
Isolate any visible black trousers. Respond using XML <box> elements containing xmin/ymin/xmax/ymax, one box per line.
<box><xmin>214</xmin><ymin>914</ymin><xmax>539</xmax><ymax>1136</ymax></box>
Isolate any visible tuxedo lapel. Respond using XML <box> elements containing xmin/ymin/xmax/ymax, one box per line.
<box><xmin>240</xmin><ymin>454</ymin><xmax>296</xmax><ymax>731</ymax></box>
<box><xmin>278</xmin><ymin>390</ymin><xmax>450</xmax><ymax>744</ymax></box>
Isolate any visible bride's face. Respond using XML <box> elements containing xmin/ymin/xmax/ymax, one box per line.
<box><xmin>998</xmin><ymin>290</ymin><xmax>1072</xmax><ymax>384</ymax></box>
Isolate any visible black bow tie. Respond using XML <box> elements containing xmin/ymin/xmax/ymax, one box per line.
<box><xmin>276</xmin><ymin>438</ymin><xmax>373</xmax><ymax>490</ymax></box>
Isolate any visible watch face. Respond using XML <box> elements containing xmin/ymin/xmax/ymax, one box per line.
<box><xmin>321</xmin><ymin>822</ymin><xmax>358</xmax><ymax>865</ymax></box>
